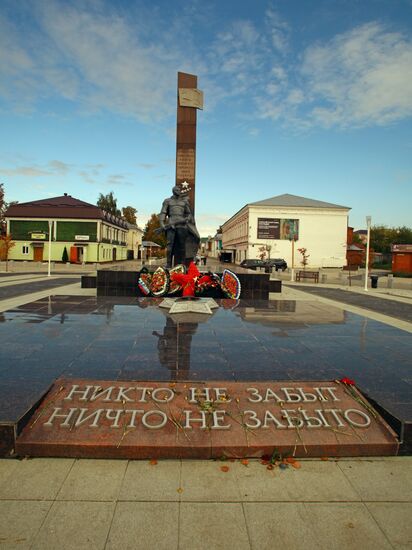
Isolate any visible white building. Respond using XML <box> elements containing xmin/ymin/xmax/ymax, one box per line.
<box><xmin>221</xmin><ymin>194</ymin><xmax>350</xmax><ymax>268</ymax></box>
<box><xmin>125</xmin><ymin>222</ymin><xmax>143</xmax><ymax>259</ymax></box>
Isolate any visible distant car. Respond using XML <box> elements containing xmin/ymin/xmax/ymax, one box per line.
<box><xmin>239</xmin><ymin>258</ymin><xmax>288</xmax><ymax>271</ymax></box>
<box><xmin>264</xmin><ymin>258</ymin><xmax>288</xmax><ymax>271</ymax></box>
<box><xmin>239</xmin><ymin>259</ymin><xmax>267</xmax><ymax>270</ymax></box>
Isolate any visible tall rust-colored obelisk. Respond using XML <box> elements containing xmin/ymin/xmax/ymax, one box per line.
<box><xmin>175</xmin><ymin>72</ymin><xmax>203</xmax><ymax>215</ymax></box>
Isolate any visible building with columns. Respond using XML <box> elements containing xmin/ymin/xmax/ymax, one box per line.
<box><xmin>221</xmin><ymin>193</ymin><xmax>350</xmax><ymax>268</ymax></box>
<box><xmin>5</xmin><ymin>194</ymin><xmax>129</xmax><ymax>264</ymax></box>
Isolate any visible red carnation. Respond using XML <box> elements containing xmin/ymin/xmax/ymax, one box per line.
<box><xmin>170</xmin><ymin>262</ymin><xmax>200</xmax><ymax>297</ymax></box>
<box><xmin>340</xmin><ymin>377</ymin><xmax>355</xmax><ymax>386</ymax></box>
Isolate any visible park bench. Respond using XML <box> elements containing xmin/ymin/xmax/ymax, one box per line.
<box><xmin>295</xmin><ymin>270</ymin><xmax>319</xmax><ymax>283</ymax></box>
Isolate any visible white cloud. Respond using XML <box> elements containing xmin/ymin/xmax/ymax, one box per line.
<box><xmin>0</xmin><ymin>1</ymin><xmax>193</xmax><ymax>121</ymax></box>
<box><xmin>1</xmin><ymin>3</ymin><xmax>411</xmax><ymax>132</ymax></box>
<box><xmin>265</xmin><ymin>7</ymin><xmax>289</xmax><ymax>54</ymax></box>
<box><xmin>0</xmin><ymin>166</ymin><xmax>50</xmax><ymax>177</ymax></box>
<box><xmin>0</xmin><ymin>160</ymin><xmax>72</xmax><ymax>178</ymax></box>
<box><xmin>301</xmin><ymin>22</ymin><xmax>412</xmax><ymax>127</ymax></box>
<box><xmin>258</xmin><ymin>22</ymin><xmax>412</xmax><ymax>129</ymax></box>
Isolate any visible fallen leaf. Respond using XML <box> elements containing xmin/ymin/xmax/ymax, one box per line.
<box><xmin>291</xmin><ymin>461</ymin><xmax>301</xmax><ymax>469</ymax></box>
<box><xmin>220</xmin><ymin>465</ymin><xmax>230</xmax><ymax>472</ymax></box>
<box><xmin>241</xmin><ymin>459</ymin><xmax>249</xmax><ymax>466</ymax></box>
<box><xmin>266</xmin><ymin>464</ymin><xmax>274</xmax><ymax>470</ymax></box>
<box><xmin>149</xmin><ymin>459</ymin><xmax>158</xmax><ymax>466</ymax></box>
<box><xmin>286</xmin><ymin>457</ymin><xmax>296</xmax><ymax>464</ymax></box>
<box><xmin>177</xmin><ymin>487</ymin><xmax>184</xmax><ymax>494</ymax></box>
<box><xmin>321</xmin><ymin>457</ymin><xmax>329</xmax><ymax>461</ymax></box>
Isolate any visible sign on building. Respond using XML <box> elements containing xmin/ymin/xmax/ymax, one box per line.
<box><xmin>257</xmin><ymin>218</ymin><xmax>299</xmax><ymax>240</ymax></box>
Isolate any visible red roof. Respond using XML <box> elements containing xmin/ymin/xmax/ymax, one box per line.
<box><xmin>5</xmin><ymin>194</ymin><xmax>128</xmax><ymax>228</ymax></box>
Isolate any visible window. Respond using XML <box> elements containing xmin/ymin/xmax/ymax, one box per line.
<box><xmin>22</xmin><ymin>245</ymin><xmax>29</xmax><ymax>255</ymax></box>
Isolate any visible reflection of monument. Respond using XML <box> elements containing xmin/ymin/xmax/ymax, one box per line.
<box><xmin>152</xmin><ymin>317</ymin><xmax>198</xmax><ymax>380</ymax></box>
<box><xmin>159</xmin><ymin>185</ymin><xmax>200</xmax><ymax>267</ymax></box>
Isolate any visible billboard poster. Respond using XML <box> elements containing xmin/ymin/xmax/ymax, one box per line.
<box><xmin>257</xmin><ymin>218</ymin><xmax>279</xmax><ymax>239</ymax></box>
<box><xmin>257</xmin><ymin>218</ymin><xmax>299</xmax><ymax>240</ymax></box>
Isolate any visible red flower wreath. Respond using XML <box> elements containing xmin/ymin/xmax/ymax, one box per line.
<box><xmin>170</xmin><ymin>261</ymin><xmax>215</xmax><ymax>297</ymax></box>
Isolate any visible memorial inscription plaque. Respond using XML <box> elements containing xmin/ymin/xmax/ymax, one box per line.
<box><xmin>176</xmin><ymin>149</ymin><xmax>195</xmax><ymax>181</ymax></box>
<box><xmin>16</xmin><ymin>379</ymin><xmax>399</xmax><ymax>459</ymax></box>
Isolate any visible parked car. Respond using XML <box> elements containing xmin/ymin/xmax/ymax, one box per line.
<box><xmin>264</xmin><ymin>258</ymin><xmax>288</xmax><ymax>271</ymax></box>
<box><xmin>239</xmin><ymin>258</ymin><xmax>288</xmax><ymax>271</ymax></box>
<box><xmin>239</xmin><ymin>259</ymin><xmax>267</xmax><ymax>270</ymax></box>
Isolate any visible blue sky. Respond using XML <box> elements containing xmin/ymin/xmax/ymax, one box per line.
<box><xmin>1</xmin><ymin>0</ymin><xmax>411</xmax><ymax>236</ymax></box>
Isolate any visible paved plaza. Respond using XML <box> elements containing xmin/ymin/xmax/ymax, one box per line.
<box><xmin>0</xmin><ymin>269</ymin><xmax>411</xmax><ymax>549</ymax></box>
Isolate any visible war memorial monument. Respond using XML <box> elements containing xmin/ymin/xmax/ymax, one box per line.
<box><xmin>0</xmin><ymin>73</ymin><xmax>409</xmax><ymax>461</ymax></box>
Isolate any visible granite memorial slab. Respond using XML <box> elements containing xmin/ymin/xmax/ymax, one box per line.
<box><xmin>16</xmin><ymin>378</ymin><xmax>399</xmax><ymax>459</ymax></box>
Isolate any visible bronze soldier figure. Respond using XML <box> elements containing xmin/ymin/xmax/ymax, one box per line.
<box><xmin>159</xmin><ymin>185</ymin><xmax>200</xmax><ymax>267</ymax></box>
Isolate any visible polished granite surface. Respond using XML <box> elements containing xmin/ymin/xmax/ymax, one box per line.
<box><xmin>0</xmin><ymin>296</ymin><xmax>411</xmax><ymax>436</ymax></box>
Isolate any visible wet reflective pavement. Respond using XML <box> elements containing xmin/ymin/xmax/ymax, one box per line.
<box><xmin>0</xmin><ymin>277</ymin><xmax>79</xmax><ymax>300</ymax></box>
<box><xmin>289</xmin><ymin>285</ymin><xmax>412</xmax><ymax>323</ymax></box>
<box><xmin>0</xmin><ymin>296</ymin><xmax>411</xmax><ymax>444</ymax></box>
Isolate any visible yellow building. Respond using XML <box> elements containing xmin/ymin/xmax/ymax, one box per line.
<box><xmin>5</xmin><ymin>194</ymin><xmax>129</xmax><ymax>264</ymax></box>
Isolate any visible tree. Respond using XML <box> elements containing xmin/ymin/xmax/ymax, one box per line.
<box><xmin>122</xmin><ymin>206</ymin><xmax>137</xmax><ymax>225</ymax></box>
<box><xmin>371</xmin><ymin>225</ymin><xmax>412</xmax><ymax>254</ymax></box>
<box><xmin>143</xmin><ymin>213</ymin><xmax>167</xmax><ymax>248</ymax></box>
<box><xmin>0</xmin><ymin>183</ymin><xmax>18</xmax><ymax>234</ymax></box>
<box><xmin>96</xmin><ymin>191</ymin><xmax>121</xmax><ymax>217</ymax></box>
<box><xmin>62</xmin><ymin>246</ymin><xmax>69</xmax><ymax>263</ymax></box>
<box><xmin>0</xmin><ymin>234</ymin><xmax>15</xmax><ymax>271</ymax></box>
<box><xmin>297</xmin><ymin>247</ymin><xmax>310</xmax><ymax>269</ymax></box>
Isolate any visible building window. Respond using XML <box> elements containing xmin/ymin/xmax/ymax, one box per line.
<box><xmin>22</xmin><ymin>245</ymin><xmax>29</xmax><ymax>255</ymax></box>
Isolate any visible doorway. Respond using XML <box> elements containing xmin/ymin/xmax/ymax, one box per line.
<box><xmin>33</xmin><ymin>247</ymin><xmax>43</xmax><ymax>262</ymax></box>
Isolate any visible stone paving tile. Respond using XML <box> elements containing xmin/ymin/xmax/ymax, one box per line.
<box><xmin>0</xmin><ymin>458</ymin><xmax>74</xmax><ymax>500</ymax></box>
<box><xmin>118</xmin><ymin>460</ymin><xmax>181</xmax><ymax>501</ymax></box>
<box><xmin>302</xmin><ymin>502</ymin><xmax>393</xmax><ymax>549</ymax></box>
<box><xmin>179</xmin><ymin>502</ymin><xmax>250</xmax><ymax>550</ymax></box>
<box><xmin>180</xmin><ymin>460</ymin><xmax>241</xmax><ymax>502</ymax></box>
<box><xmin>31</xmin><ymin>501</ymin><xmax>115</xmax><ymax>550</ymax></box>
<box><xmin>244</xmin><ymin>502</ymin><xmax>392</xmax><ymax>550</ymax></box>
<box><xmin>0</xmin><ymin>460</ymin><xmax>18</xmax><ymax>490</ymax></box>
<box><xmin>234</xmin><ymin>460</ymin><xmax>360</xmax><ymax>502</ymax></box>
<box><xmin>57</xmin><ymin>459</ymin><xmax>127</xmax><ymax>501</ymax></box>
<box><xmin>106</xmin><ymin>502</ymin><xmax>179</xmax><ymax>550</ymax></box>
<box><xmin>338</xmin><ymin>458</ymin><xmax>412</xmax><ymax>501</ymax></box>
<box><xmin>244</xmin><ymin>502</ymin><xmax>318</xmax><ymax>549</ymax></box>
<box><xmin>366</xmin><ymin>502</ymin><xmax>412</xmax><ymax>549</ymax></box>
<box><xmin>0</xmin><ymin>500</ymin><xmax>51</xmax><ymax>550</ymax></box>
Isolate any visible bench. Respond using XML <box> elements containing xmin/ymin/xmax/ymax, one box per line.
<box><xmin>295</xmin><ymin>270</ymin><xmax>319</xmax><ymax>283</ymax></box>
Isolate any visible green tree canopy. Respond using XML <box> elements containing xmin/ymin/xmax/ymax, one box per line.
<box><xmin>0</xmin><ymin>183</ymin><xmax>18</xmax><ymax>234</ymax></box>
<box><xmin>97</xmin><ymin>191</ymin><xmax>121</xmax><ymax>217</ymax></box>
<box><xmin>371</xmin><ymin>225</ymin><xmax>412</xmax><ymax>253</ymax></box>
<box><xmin>143</xmin><ymin>213</ymin><xmax>167</xmax><ymax>248</ymax></box>
<box><xmin>122</xmin><ymin>206</ymin><xmax>137</xmax><ymax>225</ymax></box>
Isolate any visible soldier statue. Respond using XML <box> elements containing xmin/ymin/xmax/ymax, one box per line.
<box><xmin>159</xmin><ymin>185</ymin><xmax>200</xmax><ymax>267</ymax></box>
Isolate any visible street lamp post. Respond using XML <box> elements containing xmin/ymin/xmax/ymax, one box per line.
<box><xmin>364</xmin><ymin>216</ymin><xmax>371</xmax><ymax>291</ymax></box>
<box><xmin>289</xmin><ymin>234</ymin><xmax>298</xmax><ymax>282</ymax></box>
<box><xmin>47</xmin><ymin>220</ymin><xmax>53</xmax><ymax>277</ymax></box>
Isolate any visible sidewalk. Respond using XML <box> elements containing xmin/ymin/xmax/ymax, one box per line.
<box><xmin>0</xmin><ymin>271</ymin><xmax>411</xmax><ymax>549</ymax></box>
<box><xmin>0</xmin><ymin>457</ymin><xmax>411</xmax><ymax>549</ymax></box>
